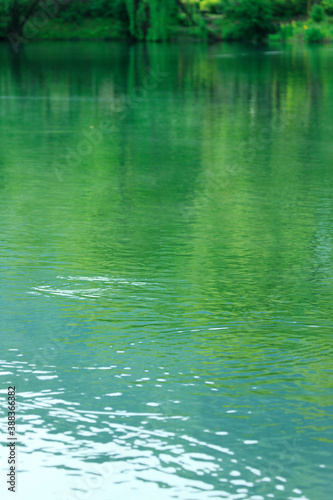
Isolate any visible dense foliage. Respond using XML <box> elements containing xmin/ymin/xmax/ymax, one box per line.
<box><xmin>125</xmin><ymin>0</ymin><xmax>176</xmax><ymax>40</ymax></box>
<box><xmin>310</xmin><ymin>3</ymin><xmax>325</xmax><ymax>22</ymax></box>
<box><xmin>222</xmin><ymin>0</ymin><xmax>276</xmax><ymax>41</ymax></box>
<box><xmin>0</xmin><ymin>0</ymin><xmax>332</xmax><ymax>42</ymax></box>
<box><xmin>322</xmin><ymin>0</ymin><xmax>333</xmax><ymax>14</ymax></box>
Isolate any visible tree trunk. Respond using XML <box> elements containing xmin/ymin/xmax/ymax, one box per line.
<box><xmin>9</xmin><ymin>0</ymin><xmax>42</xmax><ymax>35</ymax></box>
<box><xmin>9</xmin><ymin>0</ymin><xmax>21</xmax><ymax>34</ymax></box>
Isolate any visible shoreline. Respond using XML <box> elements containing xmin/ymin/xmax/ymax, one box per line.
<box><xmin>1</xmin><ymin>16</ymin><xmax>333</xmax><ymax>45</ymax></box>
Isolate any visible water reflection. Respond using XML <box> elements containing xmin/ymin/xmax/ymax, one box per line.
<box><xmin>0</xmin><ymin>41</ymin><xmax>332</xmax><ymax>500</ymax></box>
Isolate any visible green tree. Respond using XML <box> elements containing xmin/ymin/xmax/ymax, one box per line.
<box><xmin>271</xmin><ymin>0</ymin><xmax>308</xmax><ymax>17</ymax></box>
<box><xmin>310</xmin><ymin>3</ymin><xmax>325</xmax><ymax>22</ymax></box>
<box><xmin>4</xmin><ymin>0</ymin><xmax>41</xmax><ymax>35</ymax></box>
<box><xmin>322</xmin><ymin>0</ymin><xmax>333</xmax><ymax>14</ymax></box>
<box><xmin>224</xmin><ymin>0</ymin><xmax>276</xmax><ymax>41</ymax></box>
<box><xmin>125</xmin><ymin>0</ymin><xmax>179</xmax><ymax>41</ymax></box>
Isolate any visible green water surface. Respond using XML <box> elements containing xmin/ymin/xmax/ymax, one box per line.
<box><xmin>0</xmin><ymin>41</ymin><xmax>332</xmax><ymax>500</ymax></box>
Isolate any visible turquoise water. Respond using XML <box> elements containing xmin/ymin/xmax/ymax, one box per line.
<box><xmin>0</xmin><ymin>41</ymin><xmax>332</xmax><ymax>500</ymax></box>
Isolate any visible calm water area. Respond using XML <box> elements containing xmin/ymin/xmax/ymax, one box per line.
<box><xmin>0</xmin><ymin>41</ymin><xmax>332</xmax><ymax>500</ymax></box>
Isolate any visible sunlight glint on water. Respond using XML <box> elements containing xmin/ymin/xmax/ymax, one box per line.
<box><xmin>0</xmin><ymin>42</ymin><xmax>332</xmax><ymax>500</ymax></box>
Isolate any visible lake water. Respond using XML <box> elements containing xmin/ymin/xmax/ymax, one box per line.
<box><xmin>0</xmin><ymin>41</ymin><xmax>332</xmax><ymax>500</ymax></box>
